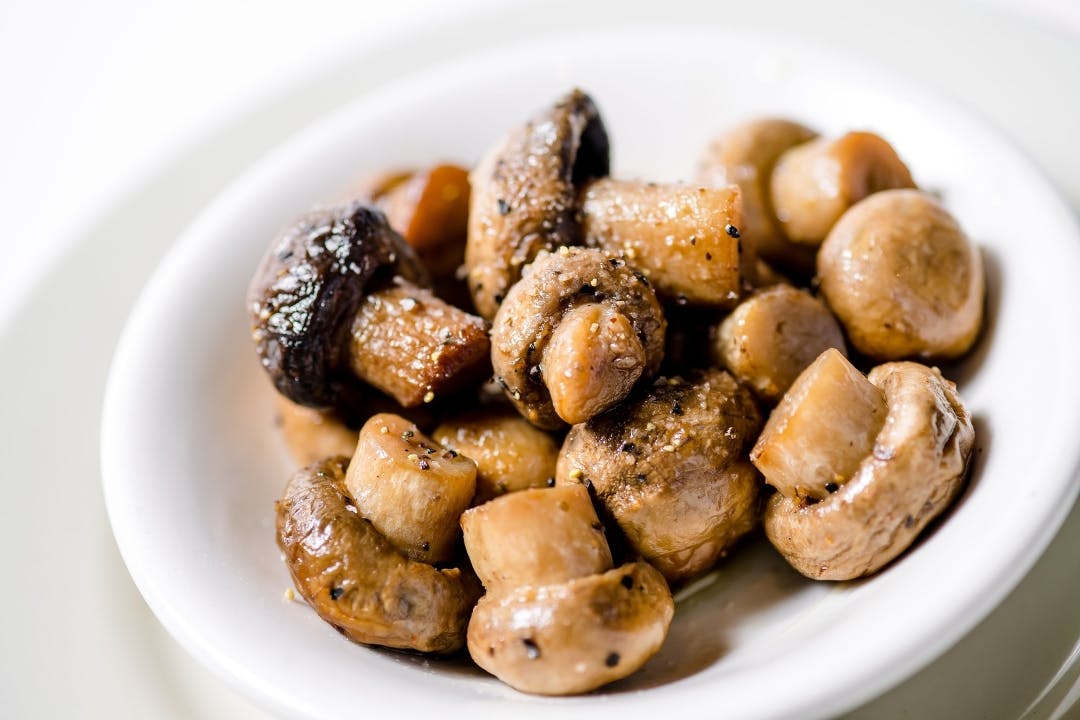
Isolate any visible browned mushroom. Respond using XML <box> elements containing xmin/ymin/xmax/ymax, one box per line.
<box><xmin>274</xmin><ymin>394</ymin><xmax>359</xmax><ymax>466</ymax></box>
<box><xmin>770</xmin><ymin>131</ymin><xmax>916</xmax><ymax>246</ymax></box>
<box><xmin>817</xmin><ymin>189</ymin><xmax>984</xmax><ymax>360</ymax></box>
<box><xmin>752</xmin><ymin>351</ymin><xmax>974</xmax><ymax>580</ymax></box>
<box><xmin>712</xmin><ymin>284</ymin><xmax>847</xmax><ymax>402</ymax></box>
<box><xmin>461</xmin><ymin>485</ymin><xmax>673</xmax><ymax>694</ymax></box>
<box><xmin>248</xmin><ymin>203</ymin><xmax>490</xmax><ymax>411</ymax></box>
<box><xmin>465</xmin><ymin>89</ymin><xmax>610</xmax><ymax>320</ymax></box>
<box><xmin>490</xmin><ymin>247</ymin><xmax>666</xmax><ymax>429</ymax></box>
<box><xmin>276</xmin><ymin>456</ymin><xmax>481</xmax><ymax>653</ymax></box>
<box><xmin>557</xmin><ymin>369</ymin><xmax>762</xmax><ymax>582</ymax></box>
<box><xmin>695</xmin><ymin>117</ymin><xmax>819</xmax><ymax>276</ymax></box>
<box><xmin>580</xmin><ymin>179</ymin><xmax>745</xmax><ymax>307</ymax></box>
<box><xmin>433</xmin><ymin>407</ymin><xmax>560</xmax><ymax>503</ymax></box>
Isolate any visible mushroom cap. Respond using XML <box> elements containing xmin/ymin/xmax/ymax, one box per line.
<box><xmin>275</xmin><ymin>456</ymin><xmax>481</xmax><ymax>653</ymax></box>
<box><xmin>818</xmin><ymin>189</ymin><xmax>984</xmax><ymax>360</ymax></box>
<box><xmin>248</xmin><ymin>203</ymin><xmax>426</xmax><ymax>408</ymax></box>
<box><xmin>557</xmin><ymin>369</ymin><xmax>763</xmax><ymax>581</ymax></box>
<box><xmin>490</xmin><ymin>247</ymin><xmax>666</xmax><ymax>429</ymax></box>
<box><xmin>465</xmin><ymin>88</ymin><xmax>610</xmax><ymax>319</ymax></box>
<box><xmin>764</xmin><ymin>362</ymin><xmax>975</xmax><ymax>580</ymax></box>
<box><xmin>467</xmin><ymin>562</ymin><xmax>673</xmax><ymax>695</ymax></box>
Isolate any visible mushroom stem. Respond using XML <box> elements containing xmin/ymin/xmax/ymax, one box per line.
<box><xmin>347</xmin><ymin>280</ymin><xmax>490</xmax><ymax>407</ymax></box>
<box><xmin>542</xmin><ymin>303</ymin><xmax>647</xmax><ymax>425</ymax></box>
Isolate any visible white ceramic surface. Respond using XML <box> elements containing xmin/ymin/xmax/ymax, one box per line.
<box><xmin>101</xmin><ymin>25</ymin><xmax>1080</xmax><ymax>720</ymax></box>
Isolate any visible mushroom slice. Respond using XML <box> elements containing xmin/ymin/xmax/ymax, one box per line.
<box><xmin>580</xmin><ymin>179</ymin><xmax>744</xmax><ymax>307</ymax></box>
<box><xmin>751</xmin><ymin>348</ymin><xmax>887</xmax><ymax>500</ymax></box>
<box><xmin>275</xmin><ymin>394</ymin><xmax>359</xmax><ymax>467</ymax></box>
<box><xmin>347</xmin><ymin>279</ymin><xmax>490</xmax><ymax>407</ymax></box>
<box><xmin>433</xmin><ymin>407</ymin><xmax>559</xmax><ymax>503</ymax></box>
<box><xmin>346</xmin><ymin>414</ymin><xmax>476</xmax><ymax>563</ymax></box>
<box><xmin>696</xmin><ymin>118</ymin><xmax>819</xmax><ymax>276</ymax></box>
<box><xmin>461</xmin><ymin>485</ymin><xmax>612</xmax><ymax>595</ymax></box>
<box><xmin>276</xmin><ymin>456</ymin><xmax>481</xmax><ymax>653</ymax></box>
<box><xmin>491</xmin><ymin>247</ymin><xmax>666</xmax><ymax>429</ymax></box>
<box><xmin>713</xmin><ymin>284</ymin><xmax>847</xmax><ymax>401</ymax></box>
<box><xmin>818</xmin><ymin>189</ymin><xmax>985</xmax><ymax>360</ymax></box>
<box><xmin>770</xmin><ymin>131</ymin><xmax>916</xmax><ymax>246</ymax></box>
<box><xmin>465</xmin><ymin>88</ymin><xmax>610</xmax><ymax>319</ymax></box>
<box><xmin>248</xmin><ymin>203</ymin><xmax>426</xmax><ymax>408</ymax></box>
<box><xmin>558</xmin><ymin>369</ymin><xmax>763</xmax><ymax>582</ymax></box>
<box><xmin>763</xmin><ymin>361</ymin><xmax>975</xmax><ymax>580</ymax></box>
<box><xmin>467</xmin><ymin>562</ymin><xmax>673</xmax><ymax>695</ymax></box>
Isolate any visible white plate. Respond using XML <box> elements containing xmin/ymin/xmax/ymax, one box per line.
<box><xmin>101</xmin><ymin>24</ymin><xmax>1080</xmax><ymax>720</ymax></box>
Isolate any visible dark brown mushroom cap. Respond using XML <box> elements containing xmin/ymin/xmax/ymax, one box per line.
<box><xmin>490</xmin><ymin>247</ymin><xmax>666</xmax><ymax>430</ymax></box>
<box><xmin>248</xmin><ymin>203</ymin><xmax>426</xmax><ymax>408</ymax></box>
<box><xmin>276</xmin><ymin>456</ymin><xmax>481</xmax><ymax>653</ymax></box>
<box><xmin>557</xmin><ymin>369</ymin><xmax>763</xmax><ymax>581</ymax></box>
<box><xmin>465</xmin><ymin>88</ymin><xmax>610</xmax><ymax>320</ymax></box>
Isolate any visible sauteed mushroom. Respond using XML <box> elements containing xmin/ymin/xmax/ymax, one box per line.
<box><xmin>558</xmin><ymin>369</ymin><xmax>762</xmax><ymax>582</ymax></box>
<box><xmin>753</xmin><ymin>351</ymin><xmax>974</xmax><ymax>580</ymax></box>
<box><xmin>466</xmin><ymin>89</ymin><xmax>610</xmax><ymax>319</ymax></box>
<box><xmin>818</xmin><ymin>189</ymin><xmax>984</xmax><ymax>360</ymax></box>
<box><xmin>276</xmin><ymin>456</ymin><xmax>481</xmax><ymax>653</ymax></box>
<box><xmin>248</xmin><ymin>204</ymin><xmax>490</xmax><ymax>410</ymax></box>
<box><xmin>770</xmin><ymin>131</ymin><xmax>916</xmax><ymax>246</ymax></box>
<box><xmin>491</xmin><ymin>247</ymin><xmax>666</xmax><ymax>428</ymax></box>
<box><xmin>462</xmin><ymin>485</ymin><xmax>673</xmax><ymax>694</ymax></box>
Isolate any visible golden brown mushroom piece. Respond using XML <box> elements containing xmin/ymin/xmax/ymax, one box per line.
<box><xmin>465</xmin><ymin>88</ymin><xmax>610</xmax><ymax>320</ymax></box>
<box><xmin>274</xmin><ymin>394</ymin><xmax>359</xmax><ymax>466</ymax></box>
<box><xmin>752</xmin><ymin>350</ymin><xmax>974</xmax><ymax>580</ymax></box>
<box><xmin>433</xmin><ymin>407</ymin><xmax>560</xmax><ymax>503</ymax></box>
<box><xmin>248</xmin><ymin>204</ymin><xmax>490</xmax><ymax>411</ymax></box>
<box><xmin>712</xmin><ymin>284</ymin><xmax>847</xmax><ymax>402</ymax></box>
<box><xmin>770</xmin><ymin>131</ymin><xmax>916</xmax><ymax>246</ymax></box>
<box><xmin>461</xmin><ymin>485</ymin><xmax>673</xmax><ymax>694</ymax></box>
<box><xmin>557</xmin><ymin>369</ymin><xmax>763</xmax><ymax>582</ymax></box>
<box><xmin>818</xmin><ymin>189</ymin><xmax>985</xmax><ymax>360</ymax></box>
<box><xmin>490</xmin><ymin>247</ymin><xmax>666</xmax><ymax>429</ymax></box>
<box><xmin>580</xmin><ymin>179</ymin><xmax>746</xmax><ymax>307</ymax></box>
<box><xmin>695</xmin><ymin>117</ymin><xmax>819</xmax><ymax>276</ymax></box>
<box><xmin>276</xmin><ymin>456</ymin><xmax>481</xmax><ymax>653</ymax></box>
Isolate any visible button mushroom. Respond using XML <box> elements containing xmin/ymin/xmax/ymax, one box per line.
<box><xmin>752</xmin><ymin>350</ymin><xmax>975</xmax><ymax>580</ymax></box>
<box><xmin>274</xmin><ymin>394</ymin><xmax>359</xmax><ymax>466</ymax></box>
<box><xmin>461</xmin><ymin>485</ymin><xmax>674</xmax><ymax>694</ymax></box>
<box><xmin>490</xmin><ymin>246</ymin><xmax>666</xmax><ymax>429</ymax></box>
<box><xmin>433</xmin><ymin>406</ymin><xmax>560</xmax><ymax>503</ymax></box>
<box><xmin>248</xmin><ymin>203</ymin><xmax>490</xmax><ymax>410</ymax></box>
<box><xmin>557</xmin><ymin>369</ymin><xmax>763</xmax><ymax>582</ymax></box>
<box><xmin>770</xmin><ymin>131</ymin><xmax>916</xmax><ymax>246</ymax></box>
<box><xmin>695</xmin><ymin>117</ymin><xmax>819</xmax><ymax>276</ymax></box>
<box><xmin>817</xmin><ymin>188</ymin><xmax>985</xmax><ymax>360</ymax></box>
<box><xmin>712</xmin><ymin>283</ymin><xmax>847</xmax><ymax>402</ymax></box>
<box><xmin>276</xmin><ymin>455</ymin><xmax>482</xmax><ymax>653</ymax></box>
<box><xmin>579</xmin><ymin>179</ymin><xmax>745</xmax><ymax>307</ymax></box>
<box><xmin>465</xmin><ymin>88</ymin><xmax>610</xmax><ymax>320</ymax></box>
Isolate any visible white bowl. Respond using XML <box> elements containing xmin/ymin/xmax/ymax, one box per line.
<box><xmin>102</xmin><ymin>25</ymin><xmax>1080</xmax><ymax>720</ymax></box>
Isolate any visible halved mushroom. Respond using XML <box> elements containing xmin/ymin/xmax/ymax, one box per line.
<box><xmin>557</xmin><ymin>369</ymin><xmax>762</xmax><ymax>582</ymax></box>
<box><xmin>465</xmin><ymin>88</ymin><xmax>610</xmax><ymax>320</ymax></box>
<box><xmin>696</xmin><ymin>118</ymin><xmax>819</xmax><ymax>276</ymax></box>
<box><xmin>490</xmin><ymin>247</ymin><xmax>666</xmax><ymax>429</ymax></box>
<box><xmin>433</xmin><ymin>407</ymin><xmax>560</xmax><ymax>503</ymax></box>
<box><xmin>461</xmin><ymin>485</ymin><xmax>673</xmax><ymax>694</ymax></box>
<box><xmin>276</xmin><ymin>456</ymin><xmax>481</xmax><ymax>653</ymax></box>
<box><xmin>755</xmin><ymin>356</ymin><xmax>975</xmax><ymax>580</ymax></box>
<box><xmin>770</xmin><ymin>131</ymin><xmax>916</xmax><ymax>246</ymax></box>
<box><xmin>346</xmin><ymin>414</ymin><xmax>476</xmax><ymax>564</ymax></box>
<box><xmin>817</xmin><ymin>189</ymin><xmax>984</xmax><ymax>360</ymax></box>
<box><xmin>580</xmin><ymin>179</ymin><xmax>745</xmax><ymax>307</ymax></box>
<box><xmin>248</xmin><ymin>203</ymin><xmax>490</xmax><ymax>410</ymax></box>
<box><xmin>713</xmin><ymin>284</ymin><xmax>847</xmax><ymax>401</ymax></box>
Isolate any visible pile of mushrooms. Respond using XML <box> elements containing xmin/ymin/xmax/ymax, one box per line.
<box><xmin>249</xmin><ymin>89</ymin><xmax>983</xmax><ymax>695</ymax></box>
